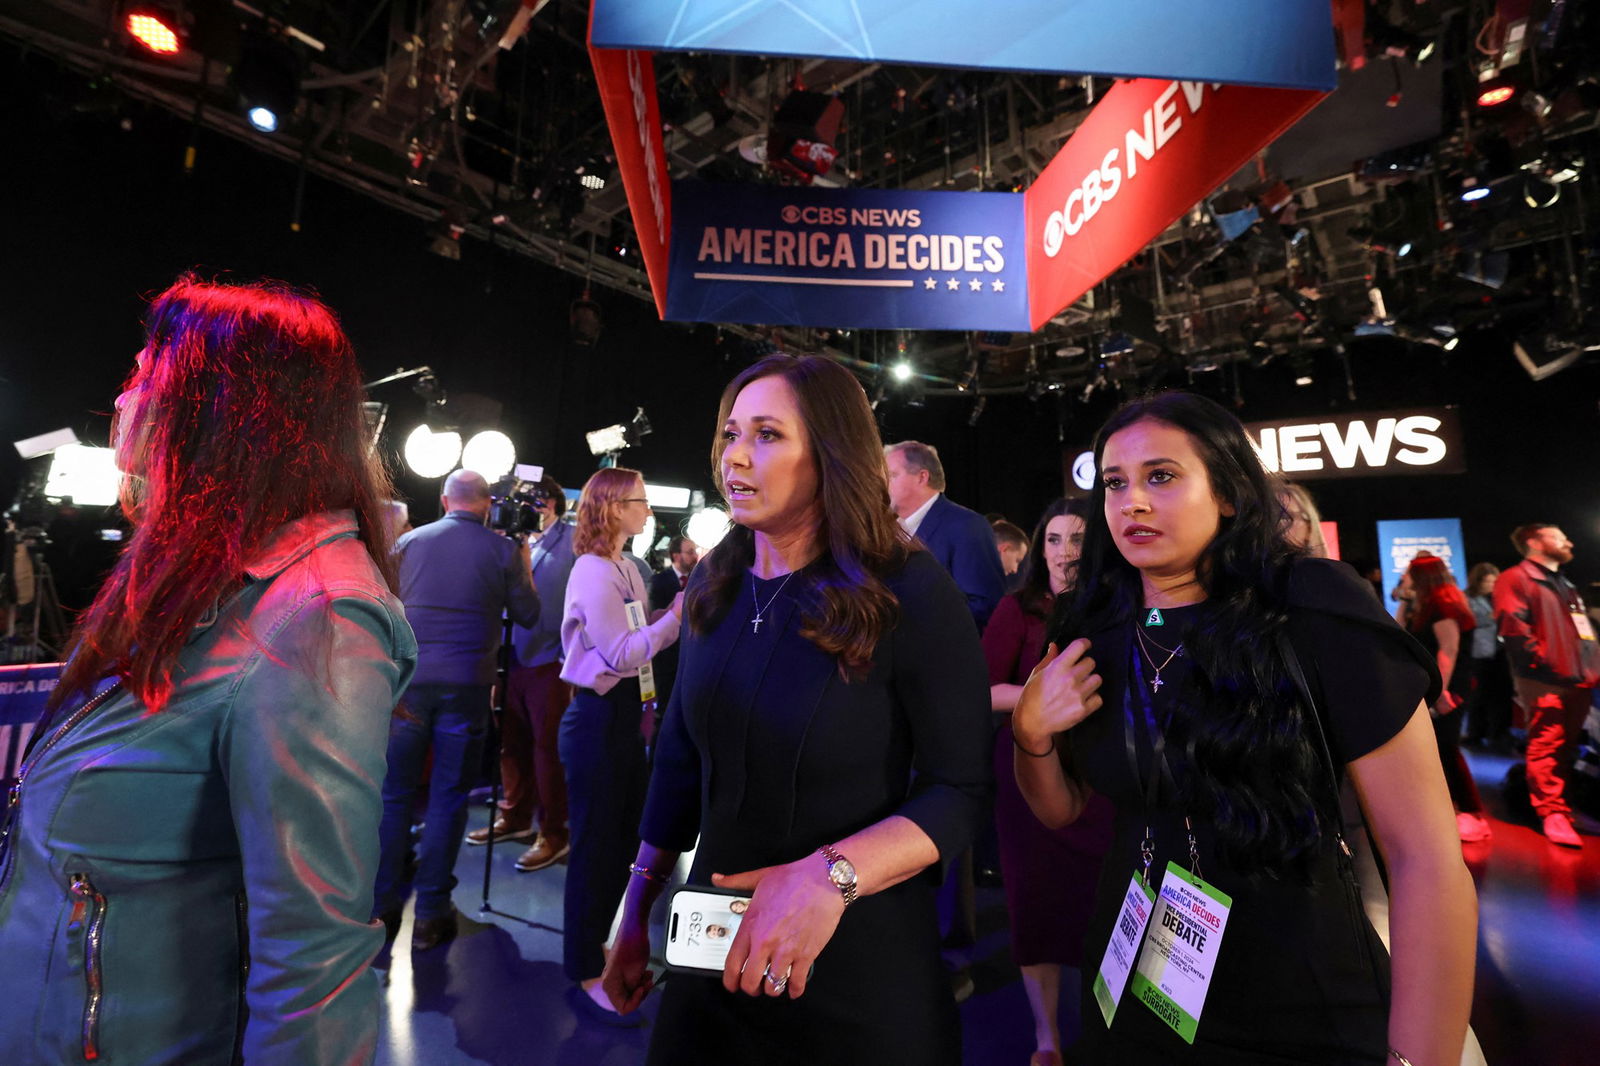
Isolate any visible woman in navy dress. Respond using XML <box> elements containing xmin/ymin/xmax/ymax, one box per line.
<box><xmin>983</xmin><ymin>497</ymin><xmax>1114</xmax><ymax>1065</ymax></box>
<box><xmin>600</xmin><ymin>354</ymin><xmax>992</xmax><ymax>1064</ymax></box>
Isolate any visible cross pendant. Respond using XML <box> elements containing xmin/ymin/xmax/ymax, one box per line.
<box><xmin>1150</xmin><ymin>676</ymin><xmax>1164</xmax><ymax>692</ymax></box>
<box><xmin>752</xmin><ymin>616</ymin><xmax>763</xmax><ymax>633</ymax></box>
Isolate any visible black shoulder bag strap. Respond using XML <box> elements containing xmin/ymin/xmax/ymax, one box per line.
<box><xmin>1274</xmin><ymin>630</ymin><xmax>1358</xmax><ymax>874</ymax></box>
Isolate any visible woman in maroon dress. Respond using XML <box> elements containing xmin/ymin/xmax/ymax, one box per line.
<box><xmin>983</xmin><ymin>498</ymin><xmax>1114</xmax><ymax>1066</ymax></box>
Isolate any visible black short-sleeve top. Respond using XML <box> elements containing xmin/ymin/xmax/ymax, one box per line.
<box><xmin>1064</xmin><ymin>557</ymin><xmax>1440</xmax><ymax>1063</ymax></box>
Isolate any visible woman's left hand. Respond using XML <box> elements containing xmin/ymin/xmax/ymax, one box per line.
<box><xmin>711</xmin><ymin>859</ymin><xmax>845</xmax><ymax>999</ymax></box>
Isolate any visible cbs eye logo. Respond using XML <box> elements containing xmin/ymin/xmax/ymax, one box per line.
<box><xmin>781</xmin><ymin>205</ymin><xmax>801</xmax><ymax>223</ymax></box>
<box><xmin>1072</xmin><ymin>451</ymin><xmax>1097</xmax><ymax>492</ymax></box>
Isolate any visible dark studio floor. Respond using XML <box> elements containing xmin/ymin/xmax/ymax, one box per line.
<box><xmin>371</xmin><ymin>748</ymin><xmax>1600</xmax><ymax>1066</ymax></box>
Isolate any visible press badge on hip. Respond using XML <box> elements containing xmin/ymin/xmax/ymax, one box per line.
<box><xmin>1093</xmin><ymin>874</ymin><xmax>1157</xmax><ymax>1027</ymax></box>
<box><xmin>1129</xmin><ymin>861</ymin><xmax>1233</xmax><ymax>1044</ymax></box>
<box><xmin>1572</xmin><ymin>608</ymin><xmax>1596</xmax><ymax>642</ymax></box>
<box><xmin>622</xmin><ymin>599</ymin><xmax>658</xmax><ymax>704</ymax></box>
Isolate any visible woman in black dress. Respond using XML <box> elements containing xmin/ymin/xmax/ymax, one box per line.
<box><xmin>1013</xmin><ymin>393</ymin><xmax>1476</xmax><ymax>1065</ymax></box>
<box><xmin>601</xmin><ymin>354</ymin><xmax>992</xmax><ymax>1063</ymax></box>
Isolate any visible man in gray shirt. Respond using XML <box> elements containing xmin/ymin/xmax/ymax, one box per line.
<box><xmin>374</xmin><ymin>470</ymin><xmax>540</xmax><ymax>950</ymax></box>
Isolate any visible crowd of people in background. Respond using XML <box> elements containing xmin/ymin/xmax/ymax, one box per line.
<box><xmin>8</xmin><ymin>275</ymin><xmax>1599</xmax><ymax>1066</ymax></box>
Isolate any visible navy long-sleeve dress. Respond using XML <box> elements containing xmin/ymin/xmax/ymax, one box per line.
<box><xmin>639</xmin><ymin>550</ymin><xmax>993</xmax><ymax>1065</ymax></box>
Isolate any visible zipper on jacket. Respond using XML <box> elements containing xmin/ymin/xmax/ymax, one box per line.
<box><xmin>69</xmin><ymin>872</ymin><xmax>107</xmax><ymax>1062</ymax></box>
<box><xmin>0</xmin><ymin>684</ymin><xmax>123</xmax><ymax>897</ymax></box>
<box><xmin>231</xmin><ymin>892</ymin><xmax>250</xmax><ymax>1065</ymax></box>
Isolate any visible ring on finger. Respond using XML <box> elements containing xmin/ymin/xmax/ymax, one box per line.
<box><xmin>762</xmin><ymin>963</ymin><xmax>790</xmax><ymax>994</ymax></box>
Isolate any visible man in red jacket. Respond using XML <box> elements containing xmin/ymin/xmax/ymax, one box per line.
<box><xmin>1494</xmin><ymin>524</ymin><xmax>1600</xmax><ymax>847</ymax></box>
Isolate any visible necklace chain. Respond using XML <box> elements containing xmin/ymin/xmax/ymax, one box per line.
<box><xmin>750</xmin><ymin>570</ymin><xmax>797</xmax><ymax>633</ymax></box>
<box><xmin>1133</xmin><ymin>623</ymin><xmax>1184</xmax><ymax>692</ymax></box>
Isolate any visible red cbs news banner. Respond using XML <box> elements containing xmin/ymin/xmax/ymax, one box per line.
<box><xmin>1024</xmin><ymin>79</ymin><xmax>1326</xmax><ymax>330</ymax></box>
<box><xmin>588</xmin><ymin>40</ymin><xmax>673</xmax><ymax>316</ymax></box>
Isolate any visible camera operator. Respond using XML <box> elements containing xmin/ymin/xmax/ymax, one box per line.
<box><xmin>374</xmin><ymin>469</ymin><xmax>541</xmax><ymax>951</ymax></box>
<box><xmin>466</xmin><ymin>473</ymin><xmax>580</xmax><ymax>873</ymax></box>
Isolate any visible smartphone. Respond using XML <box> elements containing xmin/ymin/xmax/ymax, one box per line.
<box><xmin>663</xmin><ymin>885</ymin><xmax>752</xmax><ymax>976</ymax></box>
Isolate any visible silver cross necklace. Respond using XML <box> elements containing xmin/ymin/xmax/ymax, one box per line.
<box><xmin>750</xmin><ymin>570</ymin><xmax>797</xmax><ymax>633</ymax></box>
<box><xmin>1133</xmin><ymin>623</ymin><xmax>1184</xmax><ymax>692</ymax></box>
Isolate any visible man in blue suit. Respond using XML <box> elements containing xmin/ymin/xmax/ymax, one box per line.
<box><xmin>885</xmin><ymin>440</ymin><xmax>1006</xmax><ymax>631</ymax></box>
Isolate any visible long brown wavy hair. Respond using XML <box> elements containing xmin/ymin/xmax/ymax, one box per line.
<box><xmin>572</xmin><ymin>467</ymin><xmax>643</xmax><ymax>557</ymax></box>
<box><xmin>50</xmin><ymin>274</ymin><xmax>398</xmax><ymax>713</ymax></box>
<box><xmin>686</xmin><ymin>354</ymin><xmax>911</xmax><ymax>678</ymax></box>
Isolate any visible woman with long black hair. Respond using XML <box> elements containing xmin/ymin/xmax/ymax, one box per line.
<box><xmin>1013</xmin><ymin>392</ymin><xmax>1475</xmax><ymax>1065</ymax></box>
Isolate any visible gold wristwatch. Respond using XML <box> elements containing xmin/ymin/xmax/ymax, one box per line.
<box><xmin>818</xmin><ymin>844</ymin><xmax>858</xmax><ymax>908</ymax></box>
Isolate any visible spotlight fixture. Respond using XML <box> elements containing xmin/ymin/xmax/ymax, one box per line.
<box><xmin>124</xmin><ymin>4</ymin><xmax>183</xmax><ymax>55</ymax></box>
<box><xmin>232</xmin><ymin>31</ymin><xmax>300</xmax><ymax>134</ymax></box>
<box><xmin>1459</xmin><ymin>185</ymin><xmax>1491</xmax><ymax>203</ymax></box>
<box><xmin>890</xmin><ymin>361</ymin><xmax>914</xmax><ymax>383</ymax></box>
<box><xmin>570</xmin><ymin>290</ymin><xmax>603</xmax><ymax>346</ymax></box>
<box><xmin>586</xmin><ymin>407</ymin><xmax>652</xmax><ymax>459</ymax></box>
<box><xmin>403</xmin><ymin>425</ymin><xmax>463</xmax><ymax>479</ymax></box>
<box><xmin>579</xmin><ymin>173</ymin><xmax>605</xmax><ymax>190</ymax></box>
<box><xmin>1476</xmin><ymin>80</ymin><xmax>1516</xmax><ymax>108</ymax></box>
<box><xmin>1289</xmin><ymin>351</ymin><xmax>1315</xmax><ymax>387</ymax></box>
<box><xmin>1523</xmin><ymin>175</ymin><xmax>1560</xmax><ymax>209</ymax></box>
<box><xmin>461</xmin><ymin>430</ymin><xmax>516</xmax><ymax>478</ymax></box>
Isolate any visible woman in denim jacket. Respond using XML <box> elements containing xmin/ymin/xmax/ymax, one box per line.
<box><xmin>0</xmin><ymin>275</ymin><xmax>416</xmax><ymax>1065</ymax></box>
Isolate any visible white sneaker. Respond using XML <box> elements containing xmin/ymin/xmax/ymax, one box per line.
<box><xmin>1543</xmin><ymin>812</ymin><xmax>1583</xmax><ymax>848</ymax></box>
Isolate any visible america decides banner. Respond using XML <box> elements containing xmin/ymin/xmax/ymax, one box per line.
<box><xmin>591</xmin><ymin>4</ymin><xmax>1333</xmax><ymax>332</ymax></box>
<box><xmin>666</xmin><ymin>182</ymin><xmax>1030</xmax><ymax>331</ymax></box>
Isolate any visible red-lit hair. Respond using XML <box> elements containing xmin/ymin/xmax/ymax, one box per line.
<box><xmin>51</xmin><ymin>274</ymin><xmax>399</xmax><ymax>713</ymax></box>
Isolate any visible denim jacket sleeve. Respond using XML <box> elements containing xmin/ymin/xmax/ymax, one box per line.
<box><xmin>218</xmin><ymin>587</ymin><xmax>415</xmax><ymax>1065</ymax></box>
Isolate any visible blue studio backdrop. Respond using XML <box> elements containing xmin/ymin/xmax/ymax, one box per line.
<box><xmin>1376</xmin><ymin>518</ymin><xmax>1469</xmax><ymax>606</ymax></box>
<box><xmin>591</xmin><ymin>0</ymin><xmax>1337</xmax><ymax>91</ymax></box>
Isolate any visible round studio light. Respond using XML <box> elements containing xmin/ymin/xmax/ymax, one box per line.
<box><xmin>686</xmin><ymin>507</ymin><xmax>731</xmax><ymax>550</ymax></box>
<box><xmin>403</xmin><ymin>425</ymin><xmax>462</xmax><ymax>479</ymax></box>
<box><xmin>247</xmin><ymin>107</ymin><xmax>279</xmax><ymax>132</ymax></box>
<box><xmin>461</xmin><ymin>430</ymin><xmax>516</xmax><ymax>477</ymax></box>
<box><xmin>1460</xmin><ymin>186</ymin><xmax>1491</xmax><ymax>203</ymax></box>
<box><xmin>890</xmin><ymin>361</ymin><xmax>914</xmax><ymax>382</ymax></box>
<box><xmin>1397</xmin><ymin>241</ymin><xmax>1413</xmax><ymax>257</ymax></box>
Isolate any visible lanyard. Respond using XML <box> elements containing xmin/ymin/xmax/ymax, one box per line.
<box><xmin>1124</xmin><ymin>631</ymin><xmax>1202</xmax><ymax>883</ymax></box>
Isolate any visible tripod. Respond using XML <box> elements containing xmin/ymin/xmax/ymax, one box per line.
<box><xmin>479</xmin><ymin>612</ymin><xmax>515</xmax><ymax>914</ymax></box>
<box><xmin>5</xmin><ymin>547</ymin><xmax>65</xmax><ymax>664</ymax></box>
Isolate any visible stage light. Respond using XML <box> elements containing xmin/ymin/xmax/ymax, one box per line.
<box><xmin>461</xmin><ymin>430</ymin><xmax>515</xmax><ymax>478</ymax></box>
<box><xmin>1523</xmin><ymin>176</ymin><xmax>1560</xmax><ymax>209</ymax></box>
<box><xmin>630</xmin><ymin>514</ymin><xmax>657</xmax><ymax>559</ymax></box>
<box><xmin>1443</xmin><ymin>336</ymin><xmax>1460</xmax><ymax>351</ymax></box>
<box><xmin>14</xmin><ymin>427</ymin><xmax>79</xmax><ymax>460</ymax></box>
<box><xmin>890</xmin><ymin>361</ymin><xmax>913</xmax><ymax>383</ymax></box>
<box><xmin>586</xmin><ymin>410</ymin><xmax>650</xmax><ymax>461</ymax></box>
<box><xmin>1397</xmin><ymin>241</ymin><xmax>1413</xmax><ymax>257</ymax></box>
<box><xmin>686</xmin><ymin>507</ymin><xmax>731</xmax><ymax>550</ymax></box>
<box><xmin>404</xmin><ymin>425</ymin><xmax>462</xmax><ymax>478</ymax></box>
<box><xmin>45</xmin><ymin>443</ymin><xmax>122</xmax><ymax>507</ymax></box>
<box><xmin>233</xmin><ymin>31</ymin><xmax>300</xmax><ymax>135</ymax></box>
<box><xmin>1460</xmin><ymin>186</ymin><xmax>1491</xmax><ymax>203</ymax></box>
<box><xmin>579</xmin><ymin>173</ymin><xmax>606</xmax><ymax>190</ymax></box>
<box><xmin>125</xmin><ymin>7</ymin><xmax>182</xmax><ymax>55</ymax></box>
<box><xmin>644</xmin><ymin>483</ymin><xmax>693</xmax><ymax>510</ymax></box>
<box><xmin>1477</xmin><ymin>83</ymin><xmax>1515</xmax><ymax>108</ymax></box>
<box><xmin>586</xmin><ymin>424</ymin><xmax>628</xmax><ymax>456</ymax></box>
